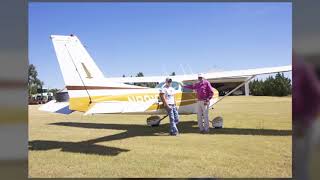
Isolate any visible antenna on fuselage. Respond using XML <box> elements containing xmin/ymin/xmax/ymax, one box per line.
<box><xmin>179</xmin><ymin>64</ymin><xmax>186</xmax><ymax>76</ymax></box>
<box><xmin>187</xmin><ymin>64</ymin><xmax>194</xmax><ymax>75</ymax></box>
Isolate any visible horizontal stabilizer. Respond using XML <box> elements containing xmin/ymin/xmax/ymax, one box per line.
<box><xmin>38</xmin><ymin>100</ymin><xmax>74</xmax><ymax>115</ymax></box>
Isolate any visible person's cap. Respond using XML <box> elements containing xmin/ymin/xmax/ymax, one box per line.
<box><xmin>165</xmin><ymin>77</ymin><xmax>172</xmax><ymax>83</ymax></box>
<box><xmin>198</xmin><ymin>73</ymin><xmax>204</xmax><ymax>78</ymax></box>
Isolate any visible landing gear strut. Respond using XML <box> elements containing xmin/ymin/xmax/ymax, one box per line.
<box><xmin>146</xmin><ymin>115</ymin><xmax>168</xmax><ymax>127</ymax></box>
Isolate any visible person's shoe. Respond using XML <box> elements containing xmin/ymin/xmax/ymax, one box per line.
<box><xmin>204</xmin><ymin>129</ymin><xmax>210</xmax><ymax>134</ymax></box>
<box><xmin>200</xmin><ymin>130</ymin><xmax>205</xmax><ymax>134</ymax></box>
<box><xmin>170</xmin><ymin>132</ymin><xmax>178</xmax><ymax>136</ymax></box>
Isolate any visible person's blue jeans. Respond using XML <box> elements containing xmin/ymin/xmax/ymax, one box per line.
<box><xmin>167</xmin><ymin>104</ymin><xmax>179</xmax><ymax>134</ymax></box>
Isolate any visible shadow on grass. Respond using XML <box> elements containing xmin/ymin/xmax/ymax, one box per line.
<box><xmin>28</xmin><ymin>140</ymin><xmax>129</xmax><ymax>156</ymax></box>
<box><xmin>51</xmin><ymin>120</ymin><xmax>292</xmax><ymax>137</ymax></box>
<box><xmin>29</xmin><ymin>120</ymin><xmax>291</xmax><ymax>156</ymax></box>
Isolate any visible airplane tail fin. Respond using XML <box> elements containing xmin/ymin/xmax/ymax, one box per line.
<box><xmin>50</xmin><ymin>34</ymin><xmax>146</xmax><ymax>112</ymax></box>
<box><xmin>51</xmin><ymin>34</ymin><xmax>106</xmax><ymax>111</ymax></box>
<box><xmin>50</xmin><ymin>35</ymin><xmax>104</xmax><ymax>86</ymax></box>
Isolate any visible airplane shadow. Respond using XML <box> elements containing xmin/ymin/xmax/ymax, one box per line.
<box><xmin>29</xmin><ymin>120</ymin><xmax>291</xmax><ymax>156</ymax></box>
<box><xmin>29</xmin><ymin>140</ymin><xmax>129</xmax><ymax>156</ymax></box>
<box><xmin>51</xmin><ymin>120</ymin><xmax>292</xmax><ymax>137</ymax></box>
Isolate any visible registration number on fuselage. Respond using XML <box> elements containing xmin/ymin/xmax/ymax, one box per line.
<box><xmin>128</xmin><ymin>95</ymin><xmax>160</xmax><ymax>102</ymax></box>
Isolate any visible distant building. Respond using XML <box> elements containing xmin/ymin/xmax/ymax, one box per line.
<box><xmin>29</xmin><ymin>88</ymin><xmax>54</xmax><ymax>104</ymax></box>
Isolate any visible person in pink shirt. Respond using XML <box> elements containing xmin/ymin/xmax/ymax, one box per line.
<box><xmin>184</xmin><ymin>73</ymin><xmax>214</xmax><ymax>133</ymax></box>
<box><xmin>293</xmin><ymin>55</ymin><xmax>320</xmax><ymax>180</ymax></box>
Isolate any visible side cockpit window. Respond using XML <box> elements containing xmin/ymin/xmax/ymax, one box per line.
<box><xmin>182</xmin><ymin>82</ymin><xmax>194</xmax><ymax>92</ymax></box>
<box><xmin>171</xmin><ymin>81</ymin><xmax>181</xmax><ymax>90</ymax></box>
<box><xmin>155</xmin><ymin>81</ymin><xmax>181</xmax><ymax>91</ymax></box>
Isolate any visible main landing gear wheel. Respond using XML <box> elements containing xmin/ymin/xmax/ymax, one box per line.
<box><xmin>211</xmin><ymin>116</ymin><xmax>223</xmax><ymax>129</ymax></box>
<box><xmin>146</xmin><ymin>115</ymin><xmax>168</xmax><ymax>127</ymax></box>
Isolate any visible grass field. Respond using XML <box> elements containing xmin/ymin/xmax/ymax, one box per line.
<box><xmin>28</xmin><ymin>96</ymin><xmax>292</xmax><ymax>178</ymax></box>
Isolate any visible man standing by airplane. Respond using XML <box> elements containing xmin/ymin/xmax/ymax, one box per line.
<box><xmin>160</xmin><ymin>78</ymin><xmax>179</xmax><ymax>136</ymax></box>
<box><xmin>184</xmin><ymin>73</ymin><xmax>214</xmax><ymax>133</ymax></box>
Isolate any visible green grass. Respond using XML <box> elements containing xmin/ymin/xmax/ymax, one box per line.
<box><xmin>29</xmin><ymin>96</ymin><xmax>292</xmax><ymax>178</ymax></box>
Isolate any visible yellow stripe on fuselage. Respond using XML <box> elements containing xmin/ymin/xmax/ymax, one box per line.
<box><xmin>69</xmin><ymin>89</ymin><xmax>219</xmax><ymax>112</ymax></box>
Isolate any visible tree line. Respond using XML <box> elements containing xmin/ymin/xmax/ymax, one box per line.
<box><xmin>249</xmin><ymin>73</ymin><xmax>291</xmax><ymax>96</ymax></box>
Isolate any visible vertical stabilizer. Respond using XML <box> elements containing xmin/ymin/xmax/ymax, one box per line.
<box><xmin>50</xmin><ymin>35</ymin><xmax>104</xmax><ymax>86</ymax></box>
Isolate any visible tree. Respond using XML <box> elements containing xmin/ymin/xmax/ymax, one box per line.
<box><xmin>133</xmin><ymin>72</ymin><xmax>144</xmax><ymax>86</ymax></box>
<box><xmin>48</xmin><ymin>88</ymin><xmax>60</xmax><ymax>96</ymax></box>
<box><xmin>28</xmin><ymin>64</ymin><xmax>44</xmax><ymax>97</ymax></box>
<box><xmin>249</xmin><ymin>79</ymin><xmax>264</xmax><ymax>96</ymax></box>
<box><xmin>273</xmin><ymin>73</ymin><xmax>292</xmax><ymax>96</ymax></box>
<box><xmin>263</xmin><ymin>76</ymin><xmax>275</xmax><ymax>96</ymax></box>
<box><xmin>249</xmin><ymin>73</ymin><xmax>291</xmax><ymax>96</ymax></box>
<box><xmin>136</xmin><ymin>72</ymin><xmax>144</xmax><ymax>77</ymax></box>
<box><xmin>170</xmin><ymin>72</ymin><xmax>176</xmax><ymax>76</ymax></box>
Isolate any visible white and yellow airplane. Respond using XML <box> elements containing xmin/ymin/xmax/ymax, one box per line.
<box><xmin>39</xmin><ymin>34</ymin><xmax>291</xmax><ymax>126</ymax></box>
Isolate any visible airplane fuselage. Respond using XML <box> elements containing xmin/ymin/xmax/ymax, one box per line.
<box><xmin>67</xmin><ymin>85</ymin><xmax>219</xmax><ymax>115</ymax></box>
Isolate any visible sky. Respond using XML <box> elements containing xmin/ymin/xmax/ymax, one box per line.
<box><xmin>29</xmin><ymin>2</ymin><xmax>292</xmax><ymax>89</ymax></box>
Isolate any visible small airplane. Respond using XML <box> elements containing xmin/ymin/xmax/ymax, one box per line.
<box><xmin>39</xmin><ymin>34</ymin><xmax>292</xmax><ymax>126</ymax></box>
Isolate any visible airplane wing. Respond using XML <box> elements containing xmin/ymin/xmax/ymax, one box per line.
<box><xmin>106</xmin><ymin>65</ymin><xmax>292</xmax><ymax>83</ymax></box>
